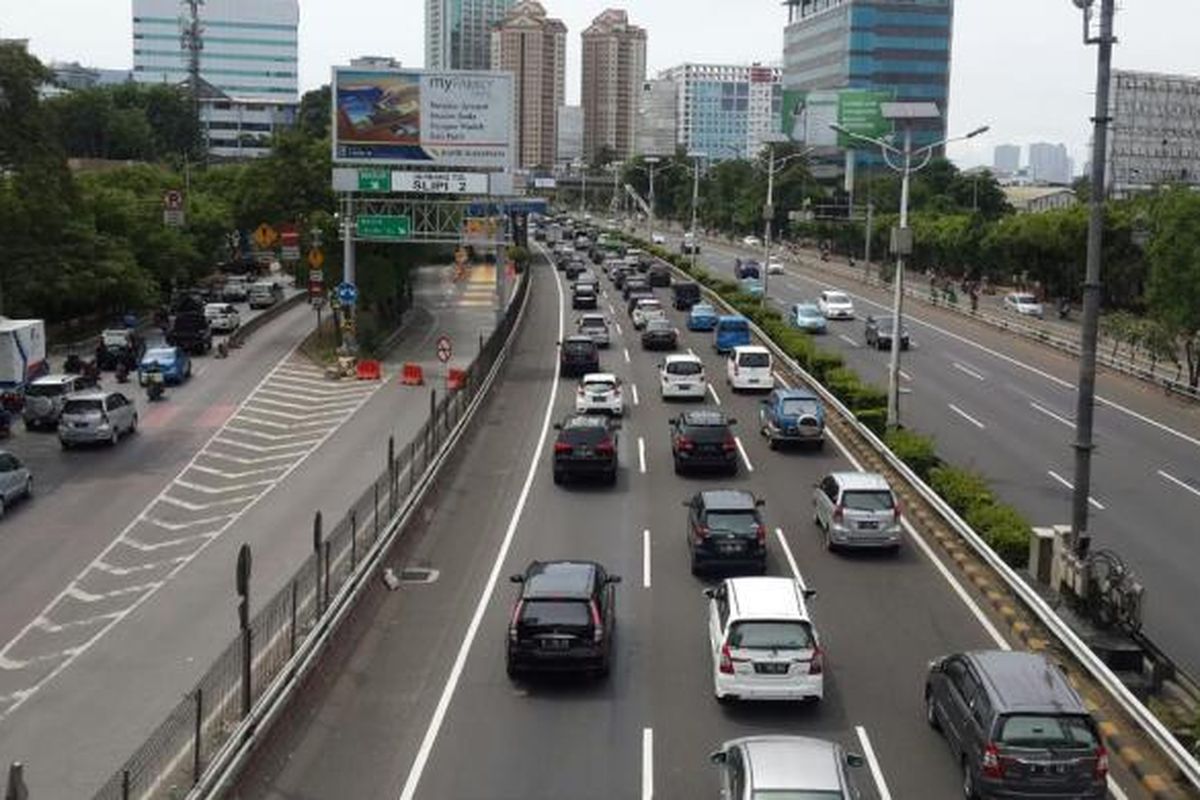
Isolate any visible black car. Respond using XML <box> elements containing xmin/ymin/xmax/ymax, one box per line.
<box><xmin>612</xmin><ymin>266</ymin><xmax>636</xmax><ymax>289</ymax></box>
<box><xmin>506</xmin><ymin>560</ymin><xmax>621</xmax><ymax>679</ymax></box>
<box><xmin>647</xmin><ymin>264</ymin><xmax>672</xmax><ymax>288</ymax></box>
<box><xmin>572</xmin><ymin>283</ymin><xmax>598</xmax><ymax>310</ymax></box>
<box><xmin>166</xmin><ymin>311</ymin><xmax>213</xmax><ymax>355</ymax></box>
<box><xmin>622</xmin><ymin>277</ymin><xmax>649</xmax><ymax>300</ymax></box>
<box><xmin>641</xmin><ymin>318</ymin><xmax>678</xmax><ymax>350</ymax></box>
<box><xmin>734</xmin><ymin>259</ymin><xmax>762</xmax><ymax>280</ymax></box>
<box><xmin>552</xmin><ymin>414</ymin><xmax>619</xmax><ymax>484</ymax></box>
<box><xmin>671</xmin><ymin>282</ymin><xmax>702</xmax><ymax>310</ymax></box>
<box><xmin>684</xmin><ymin>489</ymin><xmax>768</xmax><ymax>575</ymax></box>
<box><xmin>565</xmin><ymin>260</ymin><xmax>587</xmax><ymax>280</ymax></box>
<box><xmin>560</xmin><ymin>336</ymin><xmax>600</xmax><ymax>377</ymax></box>
<box><xmin>670</xmin><ymin>408</ymin><xmax>739</xmax><ymax>475</ymax></box>
<box><xmin>626</xmin><ymin>289</ymin><xmax>655</xmax><ymax>315</ymax></box>
<box><xmin>863</xmin><ymin>315</ymin><xmax>910</xmax><ymax>350</ymax></box>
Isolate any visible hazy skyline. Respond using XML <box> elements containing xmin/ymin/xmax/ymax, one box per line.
<box><xmin>3</xmin><ymin>1</ymin><xmax>1198</xmax><ymax>171</ymax></box>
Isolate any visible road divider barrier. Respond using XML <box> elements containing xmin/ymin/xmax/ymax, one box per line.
<box><xmin>355</xmin><ymin>359</ymin><xmax>381</xmax><ymax>381</ymax></box>
<box><xmin>446</xmin><ymin>368</ymin><xmax>467</xmax><ymax>391</ymax></box>
<box><xmin>400</xmin><ymin>362</ymin><xmax>424</xmax><ymax>386</ymax></box>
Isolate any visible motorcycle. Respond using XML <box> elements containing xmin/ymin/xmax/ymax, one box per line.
<box><xmin>1057</xmin><ymin>298</ymin><xmax>1071</xmax><ymax>320</ymax></box>
<box><xmin>144</xmin><ymin>369</ymin><xmax>166</xmax><ymax>402</ymax></box>
<box><xmin>0</xmin><ymin>408</ymin><xmax>11</xmax><ymax>439</ymax></box>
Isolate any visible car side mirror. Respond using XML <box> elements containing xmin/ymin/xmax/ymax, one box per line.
<box><xmin>727</xmin><ymin>418</ymin><xmax>737</xmax><ymax>425</ymax></box>
<box><xmin>845</xmin><ymin>753</ymin><xmax>865</xmax><ymax>768</ymax></box>
<box><xmin>802</xmin><ymin>588</ymin><xmax>817</xmax><ymax>599</ymax></box>
<box><xmin>702</xmin><ymin>587</ymin><xmax>716</xmax><ymax>599</ymax></box>
<box><xmin>755</xmin><ymin>499</ymin><xmax>765</xmax><ymax>508</ymax></box>
<box><xmin>553</xmin><ymin>423</ymin><xmax>562</xmax><ymax>430</ymax></box>
<box><xmin>607</xmin><ymin>575</ymin><xmax>622</xmax><ymax>584</ymax></box>
<box><xmin>508</xmin><ymin>574</ymin><xmax>524</xmax><ymax>583</ymax></box>
<box><xmin>611</xmin><ymin>422</ymin><xmax>622</xmax><ymax>431</ymax></box>
<box><xmin>708</xmin><ymin>750</ymin><xmax>727</xmax><ymax>765</ymax></box>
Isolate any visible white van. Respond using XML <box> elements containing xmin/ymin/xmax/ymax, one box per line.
<box><xmin>726</xmin><ymin>345</ymin><xmax>774</xmax><ymax>392</ymax></box>
<box><xmin>247</xmin><ymin>281</ymin><xmax>281</xmax><ymax>309</ymax></box>
<box><xmin>705</xmin><ymin>576</ymin><xmax>823</xmax><ymax>703</ymax></box>
<box><xmin>660</xmin><ymin>354</ymin><xmax>707</xmax><ymax>399</ymax></box>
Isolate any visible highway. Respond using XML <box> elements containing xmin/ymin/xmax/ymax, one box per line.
<box><xmin>230</xmin><ymin>257</ymin><xmax>1140</xmax><ymax>800</ymax></box>
<box><xmin>0</xmin><ymin>267</ymin><xmax>501</xmax><ymax>797</ymax></box>
<box><xmin>691</xmin><ymin>236</ymin><xmax>1200</xmax><ymax>680</ymax></box>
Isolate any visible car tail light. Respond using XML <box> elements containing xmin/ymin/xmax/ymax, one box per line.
<box><xmin>755</xmin><ymin>524</ymin><xmax>766</xmax><ymax>546</ymax></box>
<box><xmin>722</xmin><ymin>436</ymin><xmax>737</xmax><ymax>452</ymax></box>
<box><xmin>590</xmin><ymin>600</ymin><xmax>603</xmax><ymax>643</ymax></box>
<box><xmin>719</xmin><ymin>644</ymin><xmax>735</xmax><ymax>674</ymax></box>
<box><xmin>508</xmin><ymin>600</ymin><xmax>524</xmax><ymax>642</ymax></box>
<box><xmin>595</xmin><ymin>438</ymin><xmax>615</xmax><ymax>455</ymax></box>
<box><xmin>981</xmin><ymin>743</ymin><xmax>1007</xmax><ymax>779</ymax></box>
<box><xmin>808</xmin><ymin>645</ymin><xmax>824</xmax><ymax>675</ymax></box>
<box><xmin>832</xmin><ymin>505</ymin><xmax>844</xmax><ymax>524</ymax></box>
<box><xmin>1094</xmin><ymin>747</ymin><xmax>1109</xmax><ymax>781</ymax></box>
<box><xmin>676</xmin><ymin>436</ymin><xmax>695</xmax><ymax>451</ymax></box>
<box><xmin>554</xmin><ymin>441</ymin><xmax>573</xmax><ymax>454</ymax></box>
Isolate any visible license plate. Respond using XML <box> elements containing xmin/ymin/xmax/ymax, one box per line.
<box><xmin>675</xmin><ymin>383</ymin><xmax>692</xmax><ymax>390</ymax></box>
<box><xmin>540</xmin><ymin>638</ymin><xmax>570</xmax><ymax>650</ymax></box>
<box><xmin>718</xmin><ymin>543</ymin><xmax>742</xmax><ymax>554</ymax></box>
<box><xmin>575</xmin><ymin>447</ymin><xmax>591</xmax><ymax>456</ymax></box>
<box><xmin>754</xmin><ymin>662</ymin><xmax>788</xmax><ymax>675</ymax></box>
<box><xmin>858</xmin><ymin>520</ymin><xmax>878</xmax><ymax>530</ymax></box>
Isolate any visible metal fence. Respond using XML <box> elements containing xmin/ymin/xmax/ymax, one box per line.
<box><xmin>87</xmin><ymin>269</ymin><xmax>530</xmax><ymax>800</ymax></box>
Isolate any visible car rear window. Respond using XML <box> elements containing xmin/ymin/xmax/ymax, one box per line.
<box><xmin>997</xmin><ymin>714</ymin><xmax>1098</xmax><ymax>749</ymax></box>
<box><xmin>780</xmin><ymin>398</ymin><xmax>820</xmax><ymax>417</ymax></box>
<box><xmin>705</xmin><ymin>511</ymin><xmax>758</xmax><ymax>535</ymax></box>
<box><xmin>583</xmin><ymin>378</ymin><xmax>615</xmax><ymax>391</ymax></box>
<box><xmin>1013</xmin><ymin>294</ymin><xmax>1038</xmax><ymax>304</ymax></box>
<box><xmin>26</xmin><ymin>384</ymin><xmax>67</xmax><ymax>397</ymax></box>
<box><xmin>666</xmin><ymin>361</ymin><xmax>702</xmax><ymax>376</ymax></box>
<box><xmin>581</xmin><ymin>317</ymin><xmax>606</xmax><ymax>328</ymax></box>
<box><xmin>63</xmin><ymin>399</ymin><xmax>103</xmax><ymax>415</ymax></box>
<box><xmin>826</xmin><ymin>293</ymin><xmax>849</xmax><ymax>303</ymax></box>
<box><xmin>841</xmin><ymin>490</ymin><xmax>894</xmax><ymax>511</ymax></box>
<box><xmin>564</xmin><ymin>341</ymin><xmax>595</xmax><ymax>354</ymax></box>
<box><xmin>519</xmin><ymin>600</ymin><xmax>590</xmax><ymax>628</ymax></box>
<box><xmin>728</xmin><ymin>621</ymin><xmax>813</xmax><ymax>650</ymax></box>
<box><xmin>718</xmin><ymin>319</ymin><xmax>749</xmax><ymax>331</ymax></box>
<box><xmin>737</xmin><ymin>352</ymin><xmax>770</xmax><ymax>368</ymax></box>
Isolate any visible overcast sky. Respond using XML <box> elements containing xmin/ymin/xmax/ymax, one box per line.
<box><xmin>3</xmin><ymin>1</ymin><xmax>1197</xmax><ymax>170</ymax></box>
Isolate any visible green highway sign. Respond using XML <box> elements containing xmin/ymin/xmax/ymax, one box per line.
<box><xmin>356</xmin><ymin>214</ymin><xmax>411</xmax><ymax>239</ymax></box>
<box><xmin>358</xmin><ymin>168</ymin><xmax>391</xmax><ymax>192</ymax></box>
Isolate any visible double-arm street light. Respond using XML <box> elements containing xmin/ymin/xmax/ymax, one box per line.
<box><xmin>832</xmin><ymin>108</ymin><xmax>989</xmax><ymax>429</ymax></box>
<box><xmin>759</xmin><ymin>136</ymin><xmax>816</xmax><ymax>303</ymax></box>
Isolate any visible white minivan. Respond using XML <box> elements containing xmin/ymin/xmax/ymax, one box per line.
<box><xmin>706</xmin><ymin>576</ymin><xmax>823</xmax><ymax>704</ymax></box>
<box><xmin>660</xmin><ymin>354</ymin><xmax>707</xmax><ymax>400</ymax></box>
<box><xmin>726</xmin><ymin>345</ymin><xmax>774</xmax><ymax>392</ymax></box>
<box><xmin>247</xmin><ymin>281</ymin><xmax>282</xmax><ymax>309</ymax></box>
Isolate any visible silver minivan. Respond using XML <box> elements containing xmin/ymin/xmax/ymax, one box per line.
<box><xmin>22</xmin><ymin>374</ymin><xmax>87</xmax><ymax>430</ymax></box>
<box><xmin>711</xmin><ymin>735</ymin><xmax>864</xmax><ymax>799</ymax></box>
<box><xmin>58</xmin><ymin>391</ymin><xmax>138</xmax><ymax>448</ymax></box>
<box><xmin>0</xmin><ymin>450</ymin><xmax>33</xmax><ymax>518</ymax></box>
<box><xmin>813</xmin><ymin>471</ymin><xmax>902</xmax><ymax>551</ymax></box>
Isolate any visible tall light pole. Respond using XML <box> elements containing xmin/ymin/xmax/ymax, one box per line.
<box><xmin>688</xmin><ymin>150</ymin><xmax>706</xmax><ymax>272</ymax></box>
<box><xmin>761</xmin><ymin>138</ymin><xmax>815</xmax><ymax>304</ymax></box>
<box><xmin>1069</xmin><ymin>0</ymin><xmax>1116</xmax><ymax>556</ymax></box>
<box><xmin>644</xmin><ymin>156</ymin><xmax>661</xmax><ymax>240</ymax></box>
<box><xmin>833</xmin><ymin>109</ymin><xmax>989</xmax><ymax>429</ymax></box>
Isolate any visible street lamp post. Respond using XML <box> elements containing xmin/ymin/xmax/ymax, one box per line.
<box><xmin>644</xmin><ymin>156</ymin><xmax>661</xmax><ymax>241</ymax></box>
<box><xmin>833</xmin><ymin>109</ymin><xmax>989</xmax><ymax>429</ymax></box>
<box><xmin>760</xmin><ymin>137</ymin><xmax>815</xmax><ymax>303</ymax></box>
<box><xmin>688</xmin><ymin>151</ymin><xmax>705</xmax><ymax>272</ymax></box>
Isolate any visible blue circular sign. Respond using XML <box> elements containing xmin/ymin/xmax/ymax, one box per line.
<box><xmin>336</xmin><ymin>282</ymin><xmax>358</xmax><ymax>305</ymax></box>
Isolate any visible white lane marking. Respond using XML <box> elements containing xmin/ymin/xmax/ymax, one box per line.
<box><xmin>707</xmin><ymin>384</ymin><xmax>721</xmax><ymax>405</ymax></box>
<box><xmin>642</xmin><ymin>728</ymin><xmax>654</xmax><ymax>800</ymax></box>
<box><xmin>687</xmin><ymin>348</ymin><xmax>696</xmax><ymax>357</ymax></box>
<box><xmin>947</xmin><ymin>403</ymin><xmax>986</xmax><ymax>430</ymax></box>
<box><xmin>952</xmin><ymin>361</ymin><xmax>986</xmax><ymax>381</ymax></box>
<box><xmin>631</xmin><ymin>383</ymin><xmax>640</xmax><ymax>406</ymax></box>
<box><xmin>854</xmin><ymin>726</ymin><xmax>894</xmax><ymax>800</ymax></box>
<box><xmin>624</xmin><ymin>347</ymin><xmax>631</xmax><ymax>364</ymax></box>
<box><xmin>638</xmin><ymin>436</ymin><xmax>647</xmax><ymax>474</ymax></box>
<box><xmin>734</xmin><ymin>436</ymin><xmax>754</xmax><ymax>472</ymax></box>
<box><xmin>1047</xmin><ymin>470</ymin><xmax>1106</xmax><ymax>510</ymax></box>
<box><xmin>1158</xmin><ymin>469</ymin><xmax>1200</xmax><ymax>500</ymax></box>
<box><xmin>827</xmin><ymin>429</ymin><xmax>1010</xmax><ymax>649</ymax></box>
<box><xmin>838</xmin><ymin>334</ymin><xmax>860</xmax><ymax>347</ymax></box>
<box><xmin>608</xmin><ymin>302</ymin><xmax>615</xmax><ymax>315</ymax></box>
<box><xmin>615</xmin><ymin>322</ymin><xmax>624</xmax><ymax>336</ymax></box>
<box><xmin>773</xmin><ymin>528</ymin><xmax>807</xmax><ymax>591</ymax></box>
<box><xmin>899</xmin><ymin>369</ymin><xmax>913</xmax><ymax>382</ymax></box>
<box><xmin>1029</xmin><ymin>401</ymin><xmax>1075</xmax><ymax>429</ymax></box>
<box><xmin>643</xmin><ymin>529</ymin><xmax>652</xmax><ymax>588</ymax></box>
<box><xmin>773</xmin><ymin>371</ymin><xmax>792</xmax><ymax>388</ymax></box>
<box><xmin>398</xmin><ymin>251</ymin><xmax>564</xmax><ymax>800</ymax></box>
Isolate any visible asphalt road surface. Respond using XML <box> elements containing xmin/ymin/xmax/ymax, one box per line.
<box><xmin>231</xmin><ymin>257</ymin><xmax>1139</xmax><ymax>800</ymax></box>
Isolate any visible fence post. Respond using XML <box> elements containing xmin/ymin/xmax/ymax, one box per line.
<box><xmin>409</xmin><ymin>440</ymin><xmax>416</xmax><ymax>494</ymax></box>
<box><xmin>290</xmin><ymin>580</ymin><xmax>298</xmax><ymax>657</ymax></box>
<box><xmin>350</xmin><ymin>509</ymin><xmax>358</xmax><ymax>570</ymax></box>
<box><xmin>6</xmin><ymin>762</ymin><xmax>28</xmax><ymax>800</ymax></box>
<box><xmin>192</xmin><ymin>688</ymin><xmax>203</xmax><ymax>784</ymax></box>
<box><xmin>374</xmin><ymin>483</ymin><xmax>380</xmax><ymax>543</ymax></box>
<box><xmin>236</xmin><ymin>544</ymin><xmax>253</xmax><ymax>718</ymax></box>
<box><xmin>122</xmin><ymin>769</ymin><xmax>130</xmax><ymax>800</ymax></box>
<box><xmin>429</xmin><ymin>388</ymin><xmax>438</xmax><ymax>454</ymax></box>
<box><xmin>323</xmin><ymin>540</ymin><xmax>331</xmax><ymax>609</ymax></box>
<box><xmin>312</xmin><ymin>511</ymin><xmax>323</xmax><ymax>617</ymax></box>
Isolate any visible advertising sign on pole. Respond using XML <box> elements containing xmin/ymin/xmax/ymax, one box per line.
<box><xmin>781</xmin><ymin>88</ymin><xmax>894</xmax><ymax>148</ymax></box>
<box><xmin>836</xmin><ymin>90</ymin><xmax>894</xmax><ymax>147</ymax></box>
<box><xmin>279</xmin><ymin>225</ymin><xmax>301</xmax><ymax>261</ymax></box>
<box><xmin>391</xmin><ymin>171</ymin><xmax>489</xmax><ymax>194</ymax></box>
<box><xmin>332</xmin><ymin>67</ymin><xmax>514</xmax><ymax>169</ymax></box>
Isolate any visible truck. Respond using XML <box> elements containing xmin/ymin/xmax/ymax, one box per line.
<box><xmin>0</xmin><ymin>319</ymin><xmax>49</xmax><ymax>405</ymax></box>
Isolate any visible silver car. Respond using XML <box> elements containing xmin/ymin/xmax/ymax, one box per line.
<box><xmin>577</xmin><ymin>314</ymin><xmax>610</xmax><ymax>347</ymax></box>
<box><xmin>0</xmin><ymin>450</ymin><xmax>33</xmax><ymax>518</ymax></box>
<box><xmin>58</xmin><ymin>390</ymin><xmax>139</xmax><ymax>449</ymax></box>
<box><xmin>22</xmin><ymin>374</ymin><xmax>87</xmax><ymax>430</ymax></box>
<box><xmin>711</xmin><ymin>735</ymin><xmax>864</xmax><ymax>799</ymax></box>
<box><xmin>813</xmin><ymin>471</ymin><xmax>903</xmax><ymax>551</ymax></box>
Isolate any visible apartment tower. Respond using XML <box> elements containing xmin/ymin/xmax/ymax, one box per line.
<box><xmin>427</xmin><ymin>0</ymin><xmax>516</xmax><ymax>70</ymax></box>
<box><xmin>581</xmin><ymin>9</ymin><xmax>647</xmax><ymax>162</ymax></box>
<box><xmin>490</xmin><ymin>1</ymin><xmax>566</xmax><ymax>169</ymax></box>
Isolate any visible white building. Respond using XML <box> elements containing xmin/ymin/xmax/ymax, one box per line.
<box><xmin>1109</xmin><ymin>69</ymin><xmax>1200</xmax><ymax>195</ymax></box>
<box><xmin>1002</xmin><ymin>186</ymin><xmax>1077</xmax><ymax>214</ymax></box>
<box><xmin>556</xmin><ymin>105</ymin><xmax>584</xmax><ymax>167</ymax></box>
<box><xmin>132</xmin><ymin>0</ymin><xmax>299</xmax><ymax>159</ymax></box>
<box><xmin>993</xmin><ymin>144</ymin><xmax>1020</xmax><ymax>175</ymax></box>
<box><xmin>636</xmin><ymin>78</ymin><xmax>677</xmax><ymax>157</ymax></box>
<box><xmin>1028</xmin><ymin>142</ymin><xmax>1072</xmax><ymax>185</ymax></box>
<box><xmin>658</xmin><ymin>63</ymin><xmax>782</xmax><ymax>161</ymax></box>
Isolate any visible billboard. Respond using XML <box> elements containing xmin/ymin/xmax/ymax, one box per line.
<box><xmin>333</xmin><ymin>67</ymin><xmax>513</xmax><ymax>169</ymax></box>
<box><xmin>781</xmin><ymin>88</ymin><xmax>895</xmax><ymax>148</ymax></box>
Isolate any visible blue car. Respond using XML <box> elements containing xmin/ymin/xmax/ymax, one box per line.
<box><xmin>740</xmin><ymin>277</ymin><xmax>764</xmax><ymax>298</ymax></box>
<box><xmin>687</xmin><ymin>303</ymin><xmax>719</xmax><ymax>331</ymax></box>
<box><xmin>758</xmin><ymin>387</ymin><xmax>825</xmax><ymax>450</ymax></box>
<box><xmin>139</xmin><ymin>346</ymin><xmax>192</xmax><ymax>386</ymax></box>
<box><xmin>714</xmin><ymin>316</ymin><xmax>752</xmax><ymax>354</ymax></box>
<box><xmin>791</xmin><ymin>302</ymin><xmax>828</xmax><ymax>334</ymax></box>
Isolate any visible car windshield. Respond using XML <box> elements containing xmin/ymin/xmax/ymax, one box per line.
<box><xmin>519</xmin><ymin>600</ymin><xmax>590</xmax><ymax>628</ymax></box>
<box><xmin>692</xmin><ymin>305</ymin><xmax>715</xmax><ymax>316</ymax></box>
<box><xmin>705</xmin><ymin>511</ymin><xmax>758</xmax><ymax>535</ymax></box>
<box><xmin>997</xmin><ymin>714</ymin><xmax>1098</xmax><ymax>749</ymax></box>
<box><xmin>144</xmin><ymin>349</ymin><xmax>175</xmax><ymax>361</ymax></box>
<box><xmin>842</xmin><ymin>490</ymin><xmax>894</xmax><ymax>511</ymax></box>
<box><xmin>728</xmin><ymin>621</ymin><xmax>814</xmax><ymax>650</ymax></box>
<box><xmin>62</xmin><ymin>398</ymin><xmax>103</xmax><ymax>415</ymax></box>
<box><xmin>666</xmin><ymin>361</ymin><xmax>702</xmax><ymax>376</ymax></box>
<box><xmin>1014</xmin><ymin>294</ymin><xmax>1038</xmax><ymax>304</ymax></box>
<box><xmin>781</xmin><ymin>398</ymin><xmax>821</xmax><ymax>417</ymax></box>
<box><xmin>26</xmin><ymin>383</ymin><xmax>66</xmax><ymax>397</ymax></box>
<box><xmin>873</xmin><ymin>317</ymin><xmax>894</xmax><ymax>328</ymax></box>
<box><xmin>646</xmin><ymin>319</ymin><xmax>672</xmax><ymax>332</ymax></box>
<box><xmin>738</xmin><ymin>352</ymin><xmax>770</xmax><ymax>367</ymax></box>
<box><xmin>825</xmin><ymin>293</ymin><xmax>849</xmax><ymax>304</ymax></box>
<box><xmin>796</xmin><ymin>305</ymin><xmax>820</xmax><ymax>317</ymax></box>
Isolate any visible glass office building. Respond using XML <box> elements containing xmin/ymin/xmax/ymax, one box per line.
<box><xmin>426</xmin><ymin>0</ymin><xmax>516</xmax><ymax>71</ymax></box>
<box><xmin>661</xmin><ymin>63</ymin><xmax>783</xmax><ymax>161</ymax></box>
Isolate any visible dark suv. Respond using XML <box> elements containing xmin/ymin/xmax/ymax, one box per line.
<box><xmin>670</xmin><ymin>408</ymin><xmax>739</xmax><ymax>475</ymax></box>
<box><xmin>559</xmin><ymin>336</ymin><xmax>600</xmax><ymax>377</ymax></box>
<box><xmin>925</xmin><ymin>650</ymin><xmax>1107</xmax><ymax>800</ymax></box>
<box><xmin>553</xmin><ymin>414</ymin><xmax>619</xmax><ymax>484</ymax></box>
<box><xmin>167</xmin><ymin>311</ymin><xmax>213</xmax><ymax>355</ymax></box>
<box><xmin>684</xmin><ymin>490</ymin><xmax>767</xmax><ymax>575</ymax></box>
<box><xmin>506</xmin><ymin>560</ymin><xmax>621</xmax><ymax>679</ymax></box>
<box><xmin>572</xmin><ymin>282</ymin><xmax>598</xmax><ymax>310</ymax></box>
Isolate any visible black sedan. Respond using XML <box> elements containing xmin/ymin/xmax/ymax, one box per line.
<box><xmin>863</xmin><ymin>315</ymin><xmax>910</xmax><ymax>350</ymax></box>
<box><xmin>641</xmin><ymin>318</ymin><xmax>678</xmax><ymax>350</ymax></box>
<box><xmin>552</xmin><ymin>414</ymin><xmax>620</xmax><ymax>485</ymax></box>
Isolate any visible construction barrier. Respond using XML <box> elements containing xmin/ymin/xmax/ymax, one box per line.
<box><xmin>400</xmin><ymin>362</ymin><xmax>424</xmax><ymax>386</ymax></box>
<box><xmin>447</xmin><ymin>367</ymin><xmax>468</xmax><ymax>391</ymax></box>
<box><xmin>355</xmin><ymin>359</ymin><xmax>381</xmax><ymax>381</ymax></box>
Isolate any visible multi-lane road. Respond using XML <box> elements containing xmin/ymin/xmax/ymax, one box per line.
<box><xmin>231</xmin><ymin>256</ymin><xmax>1140</xmax><ymax>799</ymax></box>
<box><xmin>684</xmin><ymin>237</ymin><xmax>1200</xmax><ymax>681</ymax></box>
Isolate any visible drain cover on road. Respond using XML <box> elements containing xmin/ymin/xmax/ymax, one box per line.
<box><xmin>398</xmin><ymin>567</ymin><xmax>439</xmax><ymax>584</ymax></box>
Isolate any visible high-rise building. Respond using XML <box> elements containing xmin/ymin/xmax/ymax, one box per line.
<box><xmin>1108</xmin><ymin>69</ymin><xmax>1200</xmax><ymax>195</ymax></box>
<box><xmin>660</xmin><ymin>63</ymin><xmax>783</xmax><ymax>161</ymax></box>
<box><xmin>1028</xmin><ymin>142</ymin><xmax>1071</xmax><ymax>185</ymax></box>
<box><xmin>427</xmin><ymin>0</ymin><xmax>516</xmax><ymax>71</ymax></box>
<box><xmin>993</xmin><ymin>144</ymin><xmax>1020</xmax><ymax>175</ymax></box>
<box><xmin>636</xmin><ymin>78</ymin><xmax>678</xmax><ymax>157</ymax></box>
<box><xmin>782</xmin><ymin>0</ymin><xmax>953</xmax><ymax>153</ymax></box>
<box><xmin>556</xmin><ymin>105</ymin><xmax>584</xmax><ymax>167</ymax></box>
<box><xmin>132</xmin><ymin>0</ymin><xmax>299</xmax><ymax>159</ymax></box>
<box><xmin>581</xmin><ymin>9</ymin><xmax>646</xmax><ymax>162</ymax></box>
<box><xmin>490</xmin><ymin>1</ymin><xmax>566</xmax><ymax>170</ymax></box>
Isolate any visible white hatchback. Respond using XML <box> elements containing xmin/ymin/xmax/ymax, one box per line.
<box><xmin>660</xmin><ymin>354</ymin><xmax>707</xmax><ymax>399</ymax></box>
<box><xmin>575</xmin><ymin>373</ymin><xmax>624</xmax><ymax>416</ymax></box>
<box><xmin>706</xmin><ymin>577</ymin><xmax>823</xmax><ymax>703</ymax></box>
<box><xmin>1003</xmin><ymin>292</ymin><xmax>1044</xmax><ymax>319</ymax></box>
<box><xmin>726</xmin><ymin>346</ymin><xmax>774</xmax><ymax>392</ymax></box>
<box><xmin>817</xmin><ymin>290</ymin><xmax>855</xmax><ymax>320</ymax></box>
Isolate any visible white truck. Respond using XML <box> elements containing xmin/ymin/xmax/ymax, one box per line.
<box><xmin>0</xmin><ymin>319</ymin><xmax>48</xmax><ymax>401</ymax></box>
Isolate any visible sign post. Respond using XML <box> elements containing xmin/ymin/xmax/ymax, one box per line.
<box><xmin>436</xmin><ymin>334</ymin><xmax>452</xmax><ymax>389</ymax></box>
<box><xmin>163</xmin><ymin>190</ymin><xmax>185</xmax><ymax>227</ymax></box>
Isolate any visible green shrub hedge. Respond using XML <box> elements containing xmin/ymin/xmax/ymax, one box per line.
<box><xmin>884</xmin><ymin>428</ymin><xmax>940</xmax><ymax>480</ymax></box>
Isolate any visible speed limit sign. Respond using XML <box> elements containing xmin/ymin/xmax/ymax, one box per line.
<box><xmin>436</xmin><ymin>335</ymin><xmax>453</xmax><ymax>364</ymax></box>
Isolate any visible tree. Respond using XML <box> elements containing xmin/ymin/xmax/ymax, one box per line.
<box><xmin>1145</xmin><ymin>188</ymin><xmax>1200</xmax><ymax>387</ymax></box>
<box><xmin>591</xmin><ymin>145</ymin><xmax>617</xmax><ymax>170</ymax></box>
<box><xmin>297</xmin><ymin>85</ymin><xmax>331</xmax><ymax>140</ymax></box>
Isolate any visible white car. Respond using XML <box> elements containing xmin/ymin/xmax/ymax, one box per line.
<box><xmin>1003</xmin><ymin>292</ymin><xmax>1044</xmax><ymax>320</ymax></box>
<box><xmin>651</xmin><ymin>232</ymin><xmax>666</xmax><ymax>245</ymax></box>
<box><xmin>766</xmin><ymin>258</ymin><xmax>785</xmax><ymax>275</ymax></box>
<box><xmin>726</xmin><ymin>345</ymin><xmax>775</xmax><ymax>392</ymax></box>
<box><xmin>575</xmin><ymin>373</ymin><xmax>624</xmax><ymax>416</ymax></box>
<box><xmin>631</xmin><ymin>298</ymin><xmax>664</xmax><ymax>330</ymax></box>
<box><xmin>706</xmin><ymin>576</ymin><xmax>823</xmax><ymax>703</ymax></box>
<box><xmin>816</xmin><ymin>290</ymin><xmax>855</xmax><ymax>320</ymax></box>
<box><xmin>660</xmin><ymin>354</ymin><xmax>708</xmax><ymax>399</ymax></box>
<box><xmin>204</xmin><ymin>303</ymin><xmax>241</xmax><ymax>333</ymax></box>
<box><xmin>742</xmin><ymin>235</ymin><xmax>762</xmax><ymax>247</ymax></box>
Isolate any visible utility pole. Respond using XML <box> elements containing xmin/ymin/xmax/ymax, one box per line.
<box><xmin>689</xmin><ymin>151</ymin><xmax>703</xmax><ymax>272</ymax></box>
<box><xmin>180</xmin><ymin>0</ymin><xmax>204</xmax><ymax>150</ymax></box>
<box><xmin>1070</xmin><ymin>0</ymin><xmax>1116</xmax><ymax>557</ymax></box>
<box><xmin>763</xmin><ymin>143</ymin><xmax>777</xmax><ymax>303</ymax></box>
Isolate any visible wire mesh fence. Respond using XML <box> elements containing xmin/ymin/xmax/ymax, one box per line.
<box><xmin>88</xmin><ymin>269</ymin><xmax>529</xmax><ymax>800</ymax></box>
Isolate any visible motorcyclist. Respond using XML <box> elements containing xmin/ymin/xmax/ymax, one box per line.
<box><xmin>144</xmin><ymin>362</ymin><xmax>166</xmax><ymax>401</ymax></box>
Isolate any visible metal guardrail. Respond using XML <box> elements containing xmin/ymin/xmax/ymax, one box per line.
<box><xmin>650</xmin><ymin>245</ymin><xmax>1200</xmax><ymax>792</ymax></box>
<box><xmin>83</xmin><ymin>269</ymin><xmax>532</xmax><ymax>800</ymax></box>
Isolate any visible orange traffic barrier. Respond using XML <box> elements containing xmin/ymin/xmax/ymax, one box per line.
<box><xmin>400</xmin><ymin>362</ymin><xmax>424</xmax><ymax>386</ymax></box>
<box><xmin>356</xmin><ymin>359</ymin><xmax>381</xmax><ymax>381</ymax></box>
<box><xmin>447</xmin><ymin>367</ymin><xmax>468</xmax><ymax>391</ymax></box>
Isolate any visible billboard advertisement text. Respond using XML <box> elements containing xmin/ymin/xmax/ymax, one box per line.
<box><xmin>782</xmin><ymin>88</ymin><xmax>895</xmax><ymax>148</ymax></box>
